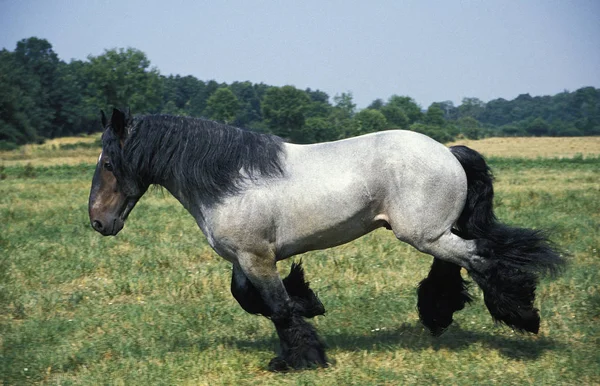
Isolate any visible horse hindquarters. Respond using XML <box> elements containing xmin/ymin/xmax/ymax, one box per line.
<box><xmin>449</xmin><ymin>145</ymin><xmax>565</xmax><ymax>333</ymax></box>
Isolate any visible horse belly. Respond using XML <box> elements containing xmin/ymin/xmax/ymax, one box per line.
<box><xmin>274</xmin><ymin>178</ymin><xmax>383</xmax><ymax>259</ymax></box>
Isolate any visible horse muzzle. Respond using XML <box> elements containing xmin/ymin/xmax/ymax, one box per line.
<box><xmin>89</xmin><ymin>197</ymin><xmax>138</xmax><ymax>236</ymax></box>
<box><xmin>91</xmin><ymin>217</ymin><xmax>125</xmax><ymax>236</ymax></box>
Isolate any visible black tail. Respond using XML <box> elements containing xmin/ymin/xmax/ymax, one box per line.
<box><xmin>449</xmin><ymin>145</ymin><xmax>565</xmax><ymax>333</ymax></box>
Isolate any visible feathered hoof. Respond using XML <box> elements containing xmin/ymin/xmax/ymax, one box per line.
<box><xmin>470</xmin><ymin>263</ymin><xmax>541</xmax><ymax>334</ymax></box>
<box><xmin>268</xmin><ymin>356</ymin><xmax>290</xmax><ymax>372</ymax></box>
<box><xmin>417</xmin><ymin>260</ymin><xmax>472</xmax><ymax>336</ymax></box>
<box><xmin>267</xmin><ymin>351</ymin><xmax>328</xmax><ymax>372</ymax></box>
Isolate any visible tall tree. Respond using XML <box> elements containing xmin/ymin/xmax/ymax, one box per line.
<box><xmin>333</xmin><ymin>92</ymin><xmax>356</xmax><ymax>119</ymax></box>
<box><xmin>0</xmin><ymin>49</ymin><xmax>40</xmax><ymax>147</ymax></box>
<box><xmin>229</xmin><ymin>81</ymin><xmax>263</xmax><ymax>126</ymax></box>
<box><xmin>381</xmin><ymin>104</ymin><xmax>409</xmax><ymax>129</ymax></box>
<box><xmin>205</xmin><ymin>87</ymin><xmax>240</xmax><ymax>123</ymax></box>
<box><xmin>457</xmin><ymin>97</ymin><xmax>485</xmax><ymax>120</ymax></box>
<box><xmin>367</xmin><ymin>98</ymin><xmax>384</xmax><ymax>110</ymax></box>
<box><xmin>424</xmin><ymin>104</ymin><xmax>445</xmax><ymax>126</ymax></box>
<box><xmin>351</xmin><ymin>109</ymin><xmax>388</xmax><ymax>136</ymax></box>
<box><xmin>261</xmin><ymin>86</ymin><xmax>311</xmax><ymax>142</ymax></box>
<box><xmin>387</xmin><ymin>95</ymin><xmax>423</xmax><ymax>124</ymax></box>
<box><xmin>13</xmin><ymin>37</ymin><xmax>66</xmax><ymax>138</ymax></box>
<box><xmin>83</xmin><ymin>48</ymin><xmax>162</xmax><ymax>114</ymax></box>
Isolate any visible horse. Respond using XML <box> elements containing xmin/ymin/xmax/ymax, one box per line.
<box><xmin>89</xmin><ymin>108</ymin><xmax>564</xmax><ymax>371</ymax></box>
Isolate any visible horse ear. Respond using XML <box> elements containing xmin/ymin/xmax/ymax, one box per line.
<box><xmin>110</xmin><ymin>108</ymin><xmax>127</xmax><ymax>142</ymax></box>
<box><xmin>101</xmin><ymin>110</ymin><xmax>107</xmax><ymax>128</ymax></box>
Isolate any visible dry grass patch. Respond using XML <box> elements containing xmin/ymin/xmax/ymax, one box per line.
<box><xmin>448</xmin><ymin>136</ymin><xmax>600</xmax><ymax>158</ymax></box>
<box><xmin>0</xmin><ymin>134</ymin><xmax>101</xmax><ymax>166</ymax></box>
<box><xmin>494</xmin><ymin>169</ymin><xmax>599</xmax><ymax>193</ymax></box>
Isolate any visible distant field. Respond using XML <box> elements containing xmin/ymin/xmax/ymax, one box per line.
<box><xmin>1</xmin><ymin>136</ymin><xmax>599</xmax><ymax>384</ymax></box>
<box><xmin>448</xmin><ymin>136</ymin><xmax>600</xmax><ymax>158</ymax></box>
<box><xmin>2</xmin><ymin>135</ymin><xmax>599</xmax><ymax>167</ymax></box>
<box><xmin>0</xmin><ymin>134</ymin><xmax>101</xmax><ymax>166</ymax></box>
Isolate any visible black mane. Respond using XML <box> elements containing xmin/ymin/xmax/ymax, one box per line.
<box><xmin>108</xmin><ymin>115</ymin><xmax>285</xmax><ymax>202</ymax></box>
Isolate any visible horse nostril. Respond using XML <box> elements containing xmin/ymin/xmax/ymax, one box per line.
<box><xmin>92</xmin><ymin>220</ymin><xmax>104</xmax><ymax>231</ymax></box>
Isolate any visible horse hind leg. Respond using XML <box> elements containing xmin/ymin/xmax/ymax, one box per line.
<box><xmin>233</xmin><ymin>255</ymin><xmax>327</xmax><ymax>371</ymax></box>
<box><xmin>417</xmin><ymin>257</ymin><xmax>472</xmax><ymax>336</ymax></box>
<box><xmin>411</xmin><ymin>229</ymin><xmax>557</xmax><ymax>334</ymax></box>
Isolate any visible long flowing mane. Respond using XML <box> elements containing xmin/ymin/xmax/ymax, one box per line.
<box><xmin>114</xmin><ymin>115</ymin><xmax>285</xmax><ymax>201</ymax></box>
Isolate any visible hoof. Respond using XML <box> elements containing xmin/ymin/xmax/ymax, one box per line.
<box><xmin>268</xmin><ymin>356</ymin><xmax>290</xmax><ymax>372</ymax></box>
<box><xmin>417</xmin><ymin>259</ymin><xmax>472</xmax><ymax>336</ymax></box>
<box><xmin>267</xmin><ymin>355</ymin><xmax>328</xmax><ymax>372</ymax></box>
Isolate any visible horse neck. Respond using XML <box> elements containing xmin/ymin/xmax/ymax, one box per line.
<box><xmin>158</xmin><ymin>173</ymin><xmax>214</xmax><ymax>228</ymax></box>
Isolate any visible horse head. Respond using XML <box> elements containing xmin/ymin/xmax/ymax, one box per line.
<box><xmin>89</xmin><ymin>108</ymin><xmax>146</xmax><ymax>236</ymax></box>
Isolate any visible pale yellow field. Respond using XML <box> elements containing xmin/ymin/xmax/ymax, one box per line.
<box><xmin>448</xmin><ymin>136</ymin><xmax>600</xmax><ymax>158</ymax></box>
<box><xmin>2</xmin><ymin>135</ymin><xmax>599</xmax><ymax>167</ymax></box>
<box><xmin>0</xmin><ymin>134</ymin><xmax>102</xmax><ymax>166</ymax></box>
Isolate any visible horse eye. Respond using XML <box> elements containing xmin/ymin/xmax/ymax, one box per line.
<box><xmin>104</xmin><ymin>162</ymin><xmax>113</xmax><ymax>172</ymax></box>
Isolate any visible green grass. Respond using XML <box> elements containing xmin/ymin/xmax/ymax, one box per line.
<box><xmin>1</xmin><ymin>156</ymin><xmax>599</xmax><ymax>385</ymax></box>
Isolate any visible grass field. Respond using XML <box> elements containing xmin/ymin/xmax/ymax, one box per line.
<box><xmin>1</xmin><ymin>137</ymin><xmax>599</xmax><ymax>385</ymax></box>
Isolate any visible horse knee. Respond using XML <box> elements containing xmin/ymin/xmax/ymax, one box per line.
<box><xmin>231</xmin><ymin>265</ymin><xmax>272</xmax><ymax>316</ymax></box>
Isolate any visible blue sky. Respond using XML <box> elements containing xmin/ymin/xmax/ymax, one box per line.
<box><xmin>1</xmin><ymin>0</ymin><xmax>599</xmax><ymax>108</ymax></box>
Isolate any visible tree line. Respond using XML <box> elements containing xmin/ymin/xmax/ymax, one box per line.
<box><xmin>1</xmin><ymin>37</ymin><xmax>599</xmax><ymax>150</ymax></box>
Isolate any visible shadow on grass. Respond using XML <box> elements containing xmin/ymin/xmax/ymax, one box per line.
<box><xmin>323</xmin><ymin>322</ymin><xmax>559</xmax><ymax>360</ymax></box>
<box><xmin>222</xmin><ymin>322</ymin><xmax>560</xmax><ymax>361</ymax></box>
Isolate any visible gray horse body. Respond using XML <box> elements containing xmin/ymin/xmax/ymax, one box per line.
<box><xmin>165</xmin><ymin>130</ymin><xmax>469</xmax><ymax>274</ymax></box>
<box><xmin>90</xmin><ymin>110</ymin><xmax>564</xmax><ymax>371</ymax></box>
<box><xmin>211</xmin><ymin>132</ymin><xmax>458</xmax><ymax>255</ymax></box>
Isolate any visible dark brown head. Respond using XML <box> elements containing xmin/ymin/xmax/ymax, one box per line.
<box><xmin>89</xmin><ymin>108</ymin><xmax>145</xmax><ymax>236</ymax></box>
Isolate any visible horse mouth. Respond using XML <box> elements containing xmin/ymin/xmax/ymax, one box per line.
<box><xmin>120</xmin><ymin>197</ymin><xmax>138</xmax><ymax>221</ymax></box>
<box><xmin>92</xmin><ymin>197</ymin><xmax>138</xmax><ymax>236</ymax></box>
<box><xmin>109</xmin><ymin>197</ymin><xmax>138</xmax><ymax>235</ymax></box>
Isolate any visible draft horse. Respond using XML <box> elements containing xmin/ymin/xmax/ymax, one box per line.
<box><xmin>89</xmin><ymin>109</ymin><xmax>564</xmax><ymax>371</ymax></box>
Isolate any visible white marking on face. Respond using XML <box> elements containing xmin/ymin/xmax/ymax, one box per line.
<box><xmin>98</xmin><ymin>151</ymin><xmax>103</xmax><ymax>164</ymax></box>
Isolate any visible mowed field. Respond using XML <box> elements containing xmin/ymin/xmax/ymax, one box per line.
<box><xmin>1</xmin><ymin>136</ymin><xmax>599</xmax><ymax>385</ymax></box>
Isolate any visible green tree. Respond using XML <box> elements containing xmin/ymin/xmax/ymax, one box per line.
<box><xmin>351</xmin><ymin>109</ymin><xmax>388</xmax><ymax>136</ymax></box>
<box><xmin>13</xmin><ymin>37</ymin><xmax>79</xmax><ymax>138</ymax></box>
<box><xmin>262</xmin><ymin>86</ymin><xmax>311</xmax><ymax>142</ymax></box>
<box><xmin>305</xmin><ymin>88</ymin><xmax>332</xmax><ymax>119</ymax></box>
<box><xmin>367</xmin><ymin>98</ymin><xmax>384</xmax><ymax>110</ymax></box>
<box><xmin>161</xmin><ymin>74</ymin><xmax>205</xmax><ymax>114</ymax></box>
<box><xmin>304</xmin><ymin>116</ymin><xmax>340</xmax><ymax>142</ymax></box>
<box><xmin>432</xmin><ymin>101</ymin><xmax>457</xmax><ymax>120</ymax></box>
<box><xmin>0</xmin><ymin>49</ymin><xmax>40</xmax><ymax>147</ymax></box>
<box><xmin>526</xmin><ymin>117</ymin><xmax>550</xmax><ymax>136</ymax></box>
<box><xmin>457</xmin><ymin>97</ymin><xmax>485</xmax><ymax>120</ymax></box>
<box><xmin>229</xmin><ymin>81</ymin><xmax>263</xmax><ymax>126</ymax></box>
<box><xmin>205</xmin><ymin>88</ymin><xmax>240</xmax><ymax>123</ymax></box>
<box><xmin>380</xmin><ymin>105</ymin><xmax>409</xmax><ymax>129</ymax></box>
<box><xmin>84</xmin><ymin>48</ymin><xmax>162</xmax><ymax>115</ymax></box>
<box><xmin>333</xmin><ymin>92</ymin><xmax>356</xmax><ymax>119</ymax></box>
<box><xmin>456</xmin><ymin>116</ymin><xmax>483</xmax><ymax>139</ymax></box>
<box><xmin>409</xmin><ymin>123</ymin><xmax>454</xmax><ymax>143</ymax></box>
<box><xmin>187</xmin><ymin>79</ymin><xmax>220</xmax><ymax>117</ymax></box>
<box><xmin>424</xmin><ymin>104</ymin><xmax>446</xmax><ymax>126</ymax></box>
<box><xmin>387</xmin><ymin>95</ymin><xmax>422</xmax><ymax>124</ymax></box>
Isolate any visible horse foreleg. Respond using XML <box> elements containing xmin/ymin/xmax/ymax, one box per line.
<box><xmin>417</xmin><ymin>258</ymin><xmax>472</xmax><ymax>336</ymax></box>
<box><xmin>231</xmin><ymin>263</ymin><xmax>272</xmax><ymax>316</ymax></box>
<box><xmin>231</xmin><ymin>262</ymin><xmax>326</xmax><ymax>318</ymax></box>
<box><xmin>235</xmin><ymin>253</ymin><xmax>328</xmax><ymax>371</ymax></box>
<box><xmin>282</xmin><ymin>261</ymin><xmax>326</xmax><ymax>318</ymax></box>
